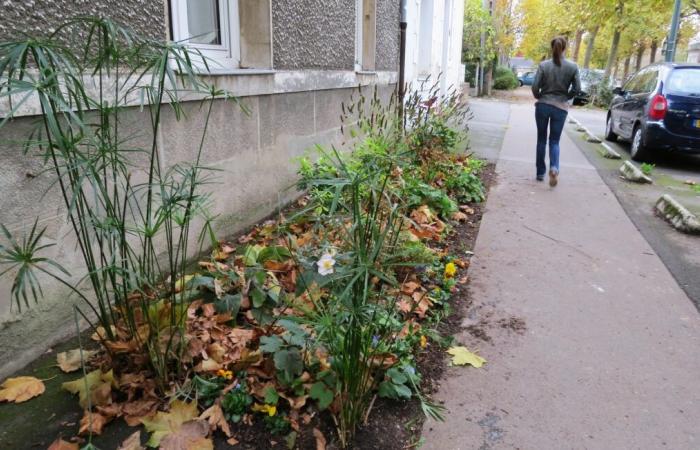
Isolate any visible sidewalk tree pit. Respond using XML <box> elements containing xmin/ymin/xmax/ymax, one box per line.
<box><xmin>0</xmin><ymin>19</ymin><xmax>486</xmax><ymax>448</ymax></box>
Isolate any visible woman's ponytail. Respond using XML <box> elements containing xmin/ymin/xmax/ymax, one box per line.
<box><xmin>551</xmin><ymin>36</ymin><xmax>567</xmax><ymax>66</ymax></box>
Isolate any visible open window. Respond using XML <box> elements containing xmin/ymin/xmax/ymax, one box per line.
<box><xmin>170</xmin><ymin>0</ymin><xmax>271</xmax><ymax>71</ymax></box>
<box><xmin>355</xmin><ymin>0</ymin><xmax>377</xmax><ymax>71</ymax></box>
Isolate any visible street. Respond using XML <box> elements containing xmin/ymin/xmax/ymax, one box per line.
<box><xmin>568</xmin><ymin>104</ymin><xmax>700</xmax><ymax>309</ymax></box>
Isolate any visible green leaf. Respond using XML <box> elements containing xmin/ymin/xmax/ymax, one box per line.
<box><xmin>257</xmin><ymin>246</ymin><xmax>291</xmax><ymax>263</ymax></box>
<box><xmin>259</xmin><ymin>335</ymin><xmax>284</xmax><ymax>353</ymax></box>
<box><xmin>242</xmin><ymin>245</ymin><xmax>263</xmax><ymax>266</ymax></box>
<box><xmin>251</xmin><ymin>288</ymin><xmax>266</xmax><ymax>308</ymax></box>
<box><xmin>386</xmin><ymin>367</ymin><xmax>407</xmax><ymax>385</ymax></box>
<box><xmin>214</xmin><ymin>293</ymin><xmax>241</xmax><ymax>316</ymax></box>
<box><xmin>273</xmin><ymin>348</ymin><xmax>303</xmax><ymax>378</ymax></box>
<box><xmin>378</xmin><ymin>381</ymin><xmax>412</xmax><ymax>400</ymax></box>
<box><xmin>264</xmin><ymin>386</ymin><xmax>279</xmax><ymax>405</ymax></box>
<box><xmin>309</xmin><ymin>381</ymin><xmax>334</xmax><ymax>410</ymax></box>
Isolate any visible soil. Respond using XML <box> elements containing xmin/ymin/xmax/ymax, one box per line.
<box><xmin>0</xmin><ymin>164</ymin><xmax>497</xmax><ymax>450</ymax></box>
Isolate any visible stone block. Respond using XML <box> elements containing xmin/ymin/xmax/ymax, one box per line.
<box><xmin>655</xmin><ymin>194</ymin><xmax>700</xmax><ymax>234</ymax></box>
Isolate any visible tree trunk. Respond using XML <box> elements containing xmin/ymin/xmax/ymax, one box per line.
<box><xmin>572</xmin><ymin>29</ymin><xmax>584</xmax><ymax>63</ymax></box>
<box><xmin>613</xmin><ymin>57</ymin><xmax>620</xmax><ymax>80</ymax></box>
<box><xmin>583</xmin><ymin>26</ymin><xmax>599</xmax><ymax>69</ymax></box>
<box><xmin>635</xmin><ymin>44</ymin><xmax>645</xmax><ymax>71</ymax></box>
<box><xmin>604</xmin><ymin>29</ymin><xmax>621</xmax><ymax>80</ymax></box>
<box><xmin>650</xmin><ymin>40</ymin><xmax>658</xmax><ymax>63</ymax></box>
<box><xmin>623</xmin><ymin>56</ymin><xmax>631</xmax><ymax>79</ymax></box>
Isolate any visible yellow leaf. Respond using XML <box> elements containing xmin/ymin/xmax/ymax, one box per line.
<box><xmin>0</xmin><ymin>376</ymin><xmax>45</xmax><ymax>403</ymax></box>
<box><xmin>117</xmin><ymin>431</ymin><xmax>144</xmax><ymax>450</ymax></box>
<box><xmin>141</xmin><ymin>399</ymin><xmax>199</xmax><ymax>448</ymax></box>
<box><xmin>447</xmin><ymin>346</ymin><xmax>486</xmax><ymax>368</ymax></box>
<box><xmin>62</xmin><ymin>369</ymin><xmax>115</xmax><ymax>408</ymax></box>
<box><xmin>91</xmin><ymin>325</ymin><xmax>116</xmax><ymax>341</ymax></box>
<box><xmin>56</xmin><ymin>349</ymin><xmax>98</xmax><ymax>373</ymax></box>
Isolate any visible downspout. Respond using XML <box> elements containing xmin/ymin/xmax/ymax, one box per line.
<box><xmin>399</xmin><ymin>0</ymin><xmax>408</xmax><ymax>129</ymax></box>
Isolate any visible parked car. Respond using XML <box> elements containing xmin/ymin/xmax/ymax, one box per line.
<box><xmin>518</xmin><ymin>71</ymin><xmax>535</xmax><ymax>86</ymax></box>
<box><xmin>574</xmin><ymin>68</ymin><xmax>608</xmax><ymax>105</ymax></box>
<box><xmin>605</xmin><ymin>62</ymin><xmax>700</xmax><ymax>161</ymax></box>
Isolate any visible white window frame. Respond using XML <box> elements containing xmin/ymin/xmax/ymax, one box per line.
<box><xmin>170</xmin><ymin>0</ymin><xmax>241</xmax><ymax>70</ymax></box>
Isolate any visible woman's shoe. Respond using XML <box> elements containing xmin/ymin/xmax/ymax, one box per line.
<box><xmin>549</xmin><ymin>169</ymin><xmax>558</xmax><ymax>187</ymax></box>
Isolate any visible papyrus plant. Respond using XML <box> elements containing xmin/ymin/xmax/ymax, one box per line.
<box><xmin>0</xmin><ymin>17</ymin><xmax>243</xmax><ymax>389</ymax></box>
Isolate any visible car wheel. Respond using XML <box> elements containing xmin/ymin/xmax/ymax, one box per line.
<box><xmin>605</xmin><ymin>115</ymin><xmax>618</xmax><ymax>142</ymax></box>
<box><xmin>519</xmin><ymin>80</ymin><xmax>523</xmax><ymax>87</ymax></box>
<box><xmin>630</xmin><ymin>125</ymin><xmax>652</xmax><ymax>162</ymax></box>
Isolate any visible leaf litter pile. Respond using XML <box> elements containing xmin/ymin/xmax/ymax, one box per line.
<box><xmin>1</xmin><ymin>87</ymin><xmax>489</xmax><ymax>449</ymax></box>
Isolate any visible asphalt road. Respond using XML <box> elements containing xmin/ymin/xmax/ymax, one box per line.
<box><xmin>568</xmin><ymin>106</ymin><xmax>700</xmax><ymax>310</ymax></box>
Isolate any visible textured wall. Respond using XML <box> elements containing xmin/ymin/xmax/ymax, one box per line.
<box><xmin>0</xmin><ymin>0</ymin><xmax>166</xmax><ymax>42</ymax></box>
<box><xmin>272</xmin><ymin>0</ymin><xmax>356</xmax><ymax>70</ymax></box>
<box><xmin>375</xmin><ymin>0</ymin><xmax>399</xmax><ymax>71</ymax></box>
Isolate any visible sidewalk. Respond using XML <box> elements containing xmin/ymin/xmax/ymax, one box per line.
<box><xmin>422</xmin><ymin>103</ymin><xmax>700</xmax><ymax>449</ymax></box>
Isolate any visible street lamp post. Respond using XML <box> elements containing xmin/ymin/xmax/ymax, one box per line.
<box><xmin>665</xmin><ymin>0</ymin><xmax>682</xmax><ymax>62</ymax></box>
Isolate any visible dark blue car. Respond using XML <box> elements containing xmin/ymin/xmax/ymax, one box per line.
<box><xmin>606</xmin><ymin>62</ymin><xmax>700</xmax><ymax>161</ymax></box>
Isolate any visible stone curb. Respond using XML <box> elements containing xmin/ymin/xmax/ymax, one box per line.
<box><xmin>598</xmin><ymin>142</ymin><xmax>622</xmax><ymax>159</ymax></box>
<box><xmin>619</xmin><ymin>161</ymin><xmax>652</xmax><ymax>184</ymax></box>
<box><xmin>655</xmin><ymin>194</ymin><xmax>700</xmax><ymax>234</ymax></box>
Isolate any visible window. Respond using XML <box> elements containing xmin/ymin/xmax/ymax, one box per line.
<box><xmin>170</xmin><ymin>0</ymin><xmax>272</xmax><ymax>70</ymax></box>
<box><xmin>666</xmin><ymin>68</ymin><xmax>700</xmax><ymax>96</ymax></box>
<box><xmin>356</xmin><ymin>0</ymin><xmax>377</xmax><ymax>71</ymax></box>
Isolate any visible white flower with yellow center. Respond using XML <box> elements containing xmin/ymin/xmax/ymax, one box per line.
<box><xmin>316</xmin><ymin>252</ymin><xmax>336</xmax><ymax>276</ymax></box>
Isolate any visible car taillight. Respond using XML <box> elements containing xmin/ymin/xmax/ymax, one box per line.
<box><xmin>649</xmin><ymin>94</ymin><xmax>667</xmax><ymax>120</ymax></box>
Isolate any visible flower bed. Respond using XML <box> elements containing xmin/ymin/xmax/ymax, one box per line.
<box><xmin>0</xmin><ymin>20</ymin><xmax>487</xmax><ymax>449</ymax></box>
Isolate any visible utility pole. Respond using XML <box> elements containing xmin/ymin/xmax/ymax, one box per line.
<box><xmin>665</xmin><ymin>0</ymin><xmax>682</xmax><ymax>62</ymax></box>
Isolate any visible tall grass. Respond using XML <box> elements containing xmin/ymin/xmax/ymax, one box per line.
<box><xmin>0</xmin><ymin>17</ymin><xmax>243</xmax><ymax>389</ymax></box>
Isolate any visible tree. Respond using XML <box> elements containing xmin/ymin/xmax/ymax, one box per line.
<box><xmin>462</xmin><ymin>0</ymin><xmax>496</xmax><ymax>64</ymax></box>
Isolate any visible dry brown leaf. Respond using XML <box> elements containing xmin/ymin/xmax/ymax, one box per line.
<box><xmin>226</xmin><ymin>436</ymin><xmax>240</xmax><ymax>446</ymax></box>
<box><xmin>279</xmin><ymin>392</ymin><xmax>308</xmax><ymax>410</ymax></box>
<box><xmin>450</xmin><ymin>211</ymin><xmax>468</xmax><ymax>222</ymax></box>
<box><xmin>62</xmin><ymin>369</ymin><xmax>114</xmax><ymax>408</ymax></box>
<box><xmin>313</xmin><ymin>428</ymin><xmax>327</xmax><ymax>450</ymax></box>
<box><xmin>159</xmin><ymin>420</ymin><xmax>213</xmax><ymax>450</ymax></box>
<box><xmin>199</xmin><ymin>404</ymin><xmax>231</xmax><ymax>437</ymax></box>
<box><xmin>0</xmin><ymin>376</ymin><xmax>45</xmax><ymax>403</ymax></box>
<box><xmin>91</xmin><ymin>325</ymin><xmax>116</xmax><ymax>341</ymax></box>
<box><xmin>56</xmin><ymin>349</ymin><xmax>98</xmax><ymax>373</ymax></box>
<box><xmin>194</xmin><ymin>358</ymin><xmax>222</xmax><ymax>373</ymax></box>
<box><xmin>117</xmin><ymin>431</ymin><xmax>144</xmax><ymax>450</ymax></box>
<box><xmin>141</xmin><ymin>400</ymin><xmax>199</xmax><ymax>447</ymax></box>
<box><xmin>47</xmin><ymin>438</ymin><xmax>79</xmax><ymax>450</ymax></box>
<box><xmin>78</xmin><ymin>410</ymin><xmax>112</xmax><ymax>435</ymax></box>
<box><xmin>122</xmin><ymin>398</ymin><xmax>159</xmax><ymax>426</ymax></box>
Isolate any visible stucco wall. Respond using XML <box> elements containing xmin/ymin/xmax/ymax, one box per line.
<box><xmin>376</xmin><ymin>0</ymin><xmax>400</xmax><ymax>72</ymax></box>
<box><xmin>0</xmin><ymin>0</ymin><xmax>166</xmax><ymax>41</ymax></box>
<box><xmin>271</xmin><ymin>0</ymin><xmax>356</xmax><ymax>70</ymax></box>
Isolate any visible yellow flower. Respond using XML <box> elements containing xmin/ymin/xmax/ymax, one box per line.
<box><xmin>216</xmin><ymin>369</ymin><xmax>233</xmax><ymax>380</ymax></box>
<box><xmin>444</xmin><ymin>262</ymin><xmax>457</xmax><ymax>278</ymax></box>
<box><xmin>420</xmin><ymin>335</ymin><xmax>428</xmax><ymax>348</ymax></box>
<box><xmin>252</xmin><ymin>403</ymin><xmax>277</xmax><ymax>416</ymax></box>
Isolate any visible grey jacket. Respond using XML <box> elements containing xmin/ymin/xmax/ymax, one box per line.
<box><xmin>531</xmin><ymin>59</ymin><xmax>581</xmax><ymax>109</ymax></box>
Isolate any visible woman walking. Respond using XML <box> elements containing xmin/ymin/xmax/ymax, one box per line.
<box><xmin>531</xmin><ymin>36</ymin><xmax>581</xmax><ymax>186</ymax></box>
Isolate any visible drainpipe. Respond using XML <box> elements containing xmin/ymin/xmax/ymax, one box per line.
<box><xmin>399</xmin><ymin>0</ymin><xmax>408</xmax><ymax>129</ymax></box>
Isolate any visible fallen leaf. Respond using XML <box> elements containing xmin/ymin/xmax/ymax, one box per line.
<box><xmin>62</xmin><ymin>369</ymin><xmax>115</xmax><ymax>408</ymax></box>
<box><xmin>141</xmin><ymin>400</ymin><xmax>199</xmax><ymax>448</ymax></box>
<box><xmin>313</xmin><ymin>428</ymin><xmax>327</xmax><ymax>450</ymax></box>
<box><xmin>199</xmin><ymin>404</ymin><xmax>231</xmax><ymax>437</ymax></box>
<box><xmin>447</xmin><ymin>346</ymin><xmax>486</xmax><ymax>368</ymax></box>
<box><xmin>56</xmin><ymin>349</ymin><xmax>98</xmax><ymax>373</ymax></box>
<box><xmin>159</xmin><ymin>420</ymin><xmax>213</xmax><ymax>450</ymax></box>
<box><xmin>450</xmin><ymin>211</ymin><xmax>468</xmax><ymax>222</ymax></box>
<box><xmin>79</xmin><ymin>410</ymin><xmax>112</xmax><ymax>435</ymax></box>
<box><xmin>122</xmin><ymin>398</ymin><xmax>159</xmax><ymax>426</ymax></box>
<box><xmin>0</xmin><ymin>376</ymin><xmax>45</xmax><ymax>403</ymax></box>
<box><xmin>226</xmin><ymin>436</ymin><xmax>239</xmax><ymax>446</ymax></box>
<box><xmin>47</xmin><ymin>438</ymin><xmax>79</xmax><ymax>450</ymax></box>
<box><xmin>91</xmin><ymin>325</ymin><xmax>116</xmax><ymax>341</ymax></box>
<box><xmin>117</xmin><ymin>431</ymin><xmax>144</xmax><ymax>450</ymax></box>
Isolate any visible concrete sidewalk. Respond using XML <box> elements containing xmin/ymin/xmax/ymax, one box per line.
<box><xmin>422</xmin><ymin>103</ymin><xmax>700</xmax><ymax>449</ymax></box>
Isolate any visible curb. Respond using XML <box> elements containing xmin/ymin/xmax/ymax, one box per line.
<box><xmin>655</xmin><ymin>194</ymin><xmax>700</xmax><ymax>234</ymax></box>
<box><xmin>598</xmin><ymin>142</ymin><xmax>622</xmax><ymax>159</ymax></box>
<box><xmin>619</xmin><ymin>161</ymin><xmax>652</xmax><ymax>184</ymax></box>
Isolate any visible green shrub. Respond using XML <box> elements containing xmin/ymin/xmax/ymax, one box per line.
<box><xmin>589</xmin><ymin>81</ymin><xmax>614</xmax><ymax>108</ymax></box>
<box><xmin>493</xmin><ymin>66</ymin><xmax>519</xmax><ymax>90</ymax></box>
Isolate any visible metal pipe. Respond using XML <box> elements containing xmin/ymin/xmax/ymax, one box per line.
<box><xmin>399</xmin><ymin>0</ymin><xmax>408</xmax><ymax>128</ymax></box>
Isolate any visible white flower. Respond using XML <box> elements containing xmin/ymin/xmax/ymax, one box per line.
<box><xmin>316</xmin><ymin>253</ymin><xmax>336</xmax><ymax>276</ymax></box>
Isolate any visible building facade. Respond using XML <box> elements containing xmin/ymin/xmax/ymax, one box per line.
<box><xmin>0</xmin><ymin>0</ymin><xmax>399</xmax><ymax>378</ymax></box>
<box><xmin>402</xmin><ymin>0</ymin><xmax>465</xmax><ymax>98</ymax></box>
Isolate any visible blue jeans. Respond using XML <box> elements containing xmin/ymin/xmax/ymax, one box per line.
<box><xmin>535</xmin><ymin>102</ymin><xmax>568</xmax><ymax>177</ymax></box>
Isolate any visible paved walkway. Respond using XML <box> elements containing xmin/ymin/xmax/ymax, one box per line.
<box><xmin>422</xmin><ymin>102</ymin><xmax>700</xmax><ymax>449</ymax></box>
